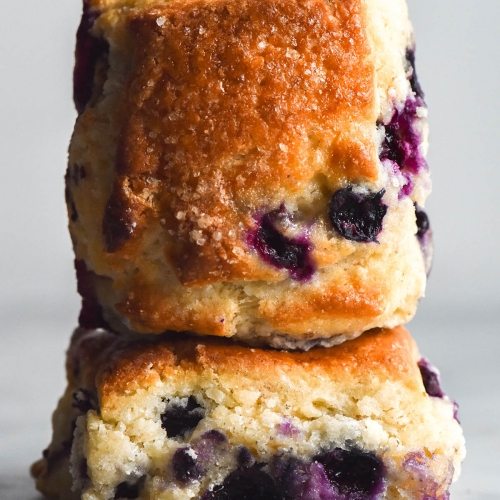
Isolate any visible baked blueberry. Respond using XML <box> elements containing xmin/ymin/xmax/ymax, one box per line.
<box><xmin>418</xmin><ymin>359</ymin><xmax>444</xmax><ymax>399</ymax></box>
<box><xmin>250</xmin><ymin>206</ymin><xmax>314</xmax><ymax>281</ymax></box>
<box><xmin>271</xmin><ymin>456</ymin><xmax>333</xmax><ymax>500</ymax></box>
<box><xmin>161</xmin><ymin>396</ymin><xmax>205</xmax><ymax>438</ymax></box>
<box><xmin>328</xmin><ymin>188</ymin><xmax>387</xmax><ymax>243</ymax></box>
<box><xmin>113</xmin><ymin>476</ymin><xmax>146</xmax><ymax>499</ymax></box>
<box><xmin>201</xmin><ymin>465</ymin><xmax>283</xmax><ymax>500</ymax></box>
<box><xmin>172</xmin><ymin>447</ymin><xmax>204</xmax><ymax>483</ymax></box>
<box><xmin>314</xmin><ymin>448</ymin><xmax>386</xmax><ymax>499</ymax></box>
<box><xmin>33</xmin><ymin>327</ymin><xmax>465</xmax><ymax>500</ymax></box>
<box><xmin>415</xmin><ymin>204</ymin><xmax>430</xmax><ymax>240</ymax></box>
<box><xmin>379</xmin><ymin>98</ymin><xmax>427</xmax><ymax>198</ymax></box>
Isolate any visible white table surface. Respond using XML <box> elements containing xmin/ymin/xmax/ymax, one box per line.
<box><xmin>0</xmin><ymin>302</ymin><xmax>498</xmax><ymax>499</ymax></box>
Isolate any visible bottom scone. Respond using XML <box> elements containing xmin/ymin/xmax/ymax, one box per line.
<box><xmin>32</xmin><ymin>326</ymin><xmax>464</xmax><ymax>500</ymax></box>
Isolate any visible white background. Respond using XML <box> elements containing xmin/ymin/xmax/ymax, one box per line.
<box><xmin>0</xmin><ymin>0</ymin><xmax>498</xmax><ymax>497</ymax></box>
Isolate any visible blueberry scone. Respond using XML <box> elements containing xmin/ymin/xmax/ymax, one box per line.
<box><xmin>32</xmin><ymin>326</ymin><xmax>464</xmax><ymax>500</ymax></box>
<box><xmin>67</xmin><ymin>0</ymin><xmax>432</xmax><ymax>346</ymax></box>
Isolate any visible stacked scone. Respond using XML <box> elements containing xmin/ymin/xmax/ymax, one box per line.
<box><xmin>32</xmin><ymin>0</ymin><xmax>464</xmax><ymax>498</ymax></box>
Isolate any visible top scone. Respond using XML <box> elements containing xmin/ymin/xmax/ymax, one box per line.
<box><xmin>67</xmin><ymin>0</ymin><xmax>432</xmax><ymax>348</ymax></box>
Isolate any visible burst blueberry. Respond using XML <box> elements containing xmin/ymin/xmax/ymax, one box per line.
<box><xmin>161</xmin><ymin>396</ymin><xmax>205</xmax><ymax>438</ymax></box>
<box><xmin>250</xmin><ymin>206</ymin><xmax>314</xmax><ymax>281</ymax></box>
<box><xmin>201</xmin><ymin>465</ymin><xmax>283</xmax><ymax>500</ymax></box>
<box><xmin>271</xmin><ymin>456</ymin><xmax>334</xmax><ymax>500</ymax></box>
<box><xmin>328</xmin><ymin>187</ymin><xmax>387</xmax><ymax>243</ymax></box>
<box><xmin>379</xmin><ymin>99</ymin><xmax>424</xmax><ymax>174</ymax></box>
<box><xmin>379</xmin><ymin>97</ymin><xmax>428</xmax><ymax>198</ymax></box>
<box><xmin>172</xmin><ymin>447</ymin><xmax>204</xmax><ymax>483</ymax></box>
<box><xmin>314</xmin><ymin>448</ymin><xmax>386</xmax><ymax>499</ymax></box>
<box><xmin>418</xmin><ymin>359</ymin><xmax>444</xmax><ymax>398</ymax></box>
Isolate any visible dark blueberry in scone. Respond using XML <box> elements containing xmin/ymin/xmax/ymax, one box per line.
<box><xmin>314</xmin><ymin>448</ymin><xmax>386</xmax><ymax>499</ymax></box>
<box><xmin>418</xmin><ymin>359</ymin><xmax>444</xmax><ymax>399</ymax></box>
<box><xmin>414</xmin><ymin>204</ymin><xmax>430</xmax><ymax>240</ymax></box>
<box><xmin>161</xmin><ymin>396</ymin><xmax>205</xmax><ymax>438</ymax></box>
<box><xmin>328</xmin><ymin>188</ymin><xmax>387</xmax><ymax>243</ymax></box>
<box><xmin>250</xmin><ymin>206</ymin><xmax>314</xmax><ymax>281</ymax></box>
<box><xmin>413</xmin><ymin>204</ymin><xmax>433</xmax><ymax>276</ymax></box>
<box><xmin>202</xmin><ymin>465</ymin><xmax>283</xmax><ymax>500</ymax></box>
<box><xmin>113</xmin><ymin>476</ymin><xmax>146</xmax><ymax>499</ymax></box>
<box><xmin>406</xmin><ymin>48</ymin><xmax>425</xmax><ymax>101</ymax></box>
<box><xmin>271</xmin><ymin>456</ymin><xmax>334</xmax><ymax>500</ymax></box>
<box><xmin>172</xmin><ymin>447</ymin><xmax>204</xmax><ymax>483</ymax></box>
<box><xmin>74</xmin><ymin>0</ymin><xmax>109</xmax><ymax>114</ymax></box>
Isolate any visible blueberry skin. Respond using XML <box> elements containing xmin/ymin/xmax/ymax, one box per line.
<box><xmin>413</xmin><ymin>204</ymin><xmax>433</xmax><ymax>276</ymax></box>
<box><xmin>418</xmin><ymin>359</ymin><xmax>444</xmax><ymax>399</ymax></box>
<box><xmin>328</xmin><ymin>187</ymin><xmax>387</xmax><ymax>243</ymax></box>
<box><xmin>161</xmin><ymin>396</ymin><xmax>205</xmax><ymax>438</ymax></box>
<box><xmin>201</xmin><ymin>465</ymin><xmax>284</xmax><ymax>500</ymax></box>
<box><xmin>378</xmin><ymin>96</ymin><xmax>428</xmax><ymax>200</ymax></box>
<box><xmin>201</xmin><ymin>448</ymin><xmax>386</xmax><ymax>500</ymax></box>
<box><xmin>414</xmin><ymin>204</ymin><xmax>430</xmax><ymax>240</ymax></box>
<box><xmin>113</xmin><ymin>476</ymin><xmax>145</xmax><ymax>499</ymax></box>
<box><xmin>271</xmin><ymin>456</ymin><xmax>335</xmax><ymax>500</ymax></box>
<box><xmin>313</xmin><ymin>448</ymin><xmax>386</xmax><ymax>499</ymax></box>
<box><xmin>250</xmin><ymin>206</ymin><xmax>315</xmax><ymax>281</ymax></box>
<box><xmin>172</xmin><ymin>447</ymin><xmax>204</xmax><ymax>483</ymax></box>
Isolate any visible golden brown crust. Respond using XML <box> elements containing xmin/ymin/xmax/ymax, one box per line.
<box><xmin>94</xmin><ymin>326</ymin><xmax>421</xmax><ymax>401</ymax></box>
<box><xmin>259</xmin><ymin>279</ymin><xmax>384</xmax><ymax>330</ymax></box>
<box><xmin>111</xmin><ymin>271</ymin><xmax>385</xmax><ymax>336</ymax></box>
<box><xmin>103</xmin><ymin>0</ymin><xmax>377</xmax><ymax>285</ymax></box>
<box><xmin>114</xmin><ymin>280</ymin><xmax>233</xmax><ymax>336</ymax></box>
<box><xmin>68</xmin><ymin>0</ymin><xmax>428</xmax><ymax>342</ymax></box>
<box><xmin>34</xmin><ymin>324</ymin><xmax>464</xmax><ymax>500</ymax></box>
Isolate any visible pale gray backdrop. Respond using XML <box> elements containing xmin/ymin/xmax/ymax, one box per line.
<box><xmin>0</xmin><ymin>0</ymin><xmax>498</xmax><ymax>498</ymax></box>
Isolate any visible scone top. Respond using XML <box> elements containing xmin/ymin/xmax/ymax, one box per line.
<box><xmin>68</xmin><ymin>0</ymin><xmax>431</xmax><ymax>344</ymax></box>
<box><xmin>106</xmin><ymin>0</ymin><xmax>381</xmax><ymax>280</ymax></box>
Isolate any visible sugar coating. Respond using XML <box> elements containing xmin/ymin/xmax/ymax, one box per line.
<box><xmin>66</xmin><ymin>0</ymin><xmax>431</xmax><ymax>345</ymax></box>
<box><xmin>32</xmin><ymin>327</ymin><xmax>464</xmax><ymax>500</ymax></box>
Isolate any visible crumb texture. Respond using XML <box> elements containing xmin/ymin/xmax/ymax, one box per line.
<box><xmin>32</xmin><ymin>327</ymin><xmax>465</xmax><ymax>500</ymax></box>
